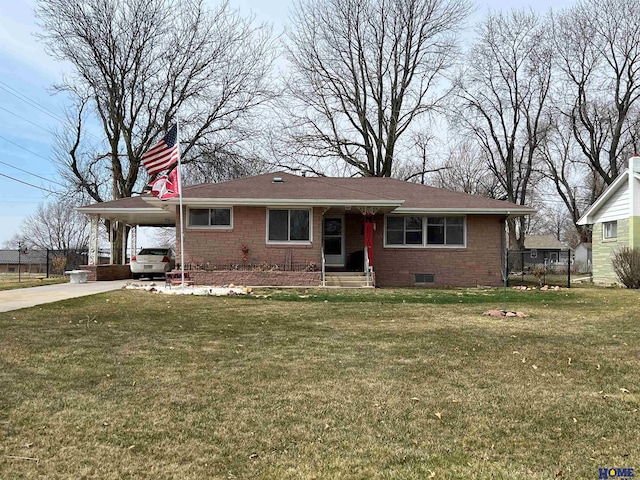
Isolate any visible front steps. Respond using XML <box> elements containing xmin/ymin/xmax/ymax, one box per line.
<box><xmin>323</xmin><ymin>271</ymin><xmax>373</xmax><ymax>288</ymax></box>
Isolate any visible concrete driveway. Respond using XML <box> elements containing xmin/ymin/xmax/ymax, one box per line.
<box><xmin>0</xmin><ymin>280</ymin><xmax>132</xmax><ymax>313</ymax></box>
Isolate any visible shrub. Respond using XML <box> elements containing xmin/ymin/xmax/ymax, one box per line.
<box><xmin>51</xmin><ymin>256</ymin><xmax>67</xmax><ymax>275</ymax></box>
<box><xmin>611</xmin><ymin>246</ymin><xmax>640</xmax><ymax>288</ymax></box>
<box><xmin>531</xmin><ymin>267</ymin><xmax>545</xmax><ymax>286</ymax></box>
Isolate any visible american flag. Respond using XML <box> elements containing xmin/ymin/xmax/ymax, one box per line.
<box><xmin>142</xmin><ymin>124</ymin><xmax>179</xmax><ymax>176</ymax></box>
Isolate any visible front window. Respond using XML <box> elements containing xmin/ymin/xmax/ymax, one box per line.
<box><xmin>188</xmin><ymin>208</ymin><xmax>232</xmax><ymax>228</ymax></box>
<box><xmin>385</xmin><ymin>216</ymin><xmax>465</xmax><ymax>247</ymax></box>
<box><xmin>268</xmin><ymin>209</ymin><xmax>311</xmax><ymax>242</ymax></box>
<box><xmin>603</xmin><ymin>221</ymin><xmax>617</xmax><ymax>240</ymax></box>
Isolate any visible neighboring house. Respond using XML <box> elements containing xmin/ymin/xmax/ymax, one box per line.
<box><xmin>519</xmin><ymin>234</ymin><xmax>571</xmax><ymax>268</ymax></box>
<box><xmin>78</xmin><ymin>172</ymin><xmax>534</xmax><ymax>287</ymax></box>
<box><xmin>573</xmin><ymin>243</ymin><xmax>592</xmax><ymax>273</ymax></box>
<box><xmin>0</xmin><ymin>250</ymin><xmax>48</xmax><ymax>275</ymax></box>
<box><xmin>578</xmin><ymin>156</ymin><xmax>640</xmax><ymax>284</ymax></box>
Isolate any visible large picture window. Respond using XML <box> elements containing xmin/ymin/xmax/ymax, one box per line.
<box><xmin>188</xmin><ymin>208</ymin><xmax>232</xmax><ymax>228</ymax></box>
<box><xmin>385</xmin><ymin>216</ymin><xmax>465</xmax><ymax>247</ymax></box>
<box><xmin>268</xmin><ymin>209</ymin><xmax>311</xmax><ymax>243</ymax></box>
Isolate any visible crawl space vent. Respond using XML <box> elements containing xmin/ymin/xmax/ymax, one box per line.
<box><xmin>415</xmin><ymin>273</ymin><xmax>435</xmax><ymax>284</ymax></box>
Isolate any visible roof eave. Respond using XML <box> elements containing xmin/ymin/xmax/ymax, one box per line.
<box><xmin>144</xmin><ymin>198</ymin><xmax>405</xmax><ymax>208</ymax></box>
<box><xmin>76</xmin><ymin>206</ymin><xmax>170</xmax><ymax>216</ymax></box>
<box><xmin>392</xmin><ymin>207</ymin><xmax>535</xmax><ymax>216</ymax></box>
<box><xmin>577</xmin><ymin>171</ymin><xmax>629</xmax><ymax>225</ymax></box>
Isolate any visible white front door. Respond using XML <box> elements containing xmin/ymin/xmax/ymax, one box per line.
<box><xmin>323</xmin><ymin>216</ymin><xmax>345</xmax><ymax>266</ymax></box>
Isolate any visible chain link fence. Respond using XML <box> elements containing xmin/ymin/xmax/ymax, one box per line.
<box><xmin>0</xmin><ymin>248</ymin><xmax>111</xmax><ymax>278</ymax></box>
<box><xmin>507</xmin><ymin>250</ymin><xmax>574</xmax><ymax>287</ymax></box>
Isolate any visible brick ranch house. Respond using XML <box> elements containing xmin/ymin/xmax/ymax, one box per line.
<box><xmin>77</xmin><ymin>172</ymin><xmax>534</xmax><ymax>287</ymax></box>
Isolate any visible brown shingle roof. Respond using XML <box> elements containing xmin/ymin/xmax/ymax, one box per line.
<box><xmin>524</xmin><ymin>234</ymin><xmax>567</xmax><ymax>249</ymax></box>
<box><xmin>177</xmin><ymin>172</ymin><xmax>533</xmax><ymax>213</ymax></box>
<box><xmin>79</xmin><ymin>195</ymin><xmax>154</xmax><ymax>210</ymax></box>
<box><xmin>78</xmin><ymin>172</ymin><xmax>535</xmax><ymax>217</ymax></box>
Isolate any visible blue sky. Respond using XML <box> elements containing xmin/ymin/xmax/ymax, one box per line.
<box><xmin>0</xmin><ymin>0</ymin><xmax>575</xmax><ymax>247</ymax></box>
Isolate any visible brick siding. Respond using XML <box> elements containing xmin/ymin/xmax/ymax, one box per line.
<box><xmin>374</xmin><ymin>215</ymin><xmax>504</xmax><ymax>287</ymax></box>
<box><xmin>80</xmin><ymin>265</ymin><xmax>132</xmax><ymax>281</ymax></box>
<box><xmin>179</xmin><ymin>206</ymin><xmax>322</xmax><ymax>269</ymax></box>
<box><xmin>191</xmin><ymin>270</ymin><xmax>321</xmax><ymax>286</ymax></box>
<box><xmin>175</xmin><ymin>207</ymin><xmax>506</xmax><ymax>288</ymax></box>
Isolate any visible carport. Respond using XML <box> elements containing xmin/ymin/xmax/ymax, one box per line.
<box><xmin>76</xmin><ymin>196</ymin><xmax>176</xmax><ymax>279</ymax></box>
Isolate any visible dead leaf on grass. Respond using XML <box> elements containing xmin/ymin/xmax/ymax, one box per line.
<box><xmin>434</xmin><ymin>412</ymin><xmax>442</xmax><ymax>420</ymax></box>
<box><xmin>410</xmin><ymin>397</ymin><xmax>419</xmax><ymax>402</ymax></box>
<box><xmin>620</xmin><ymin>388</ymin><xmax>630</xmax><ymax>394</ymax></box>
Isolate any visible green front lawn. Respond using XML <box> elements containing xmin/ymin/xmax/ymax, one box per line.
<box><xmin>1</xmin><ymin>287</ymin><xmax>638</xmax><ymax>479</ymax></box>
<box><xmin>0</xmin><ymin>276</ymin><xmax>67</xmax><ymax>291</ymax></box>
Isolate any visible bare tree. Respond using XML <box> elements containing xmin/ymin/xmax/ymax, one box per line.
<box><xmin>181</xmin><ymin>149</ymin><xmax>268</xmax><ymax>185</ymax></box>
<box><xmin>37</xmin><ymin>0</ymin><xmax>276</xmax><ymax>262</ymax></box>
<box><xmin>538</xmin><ymin>114</ymin><xmax>604</xmax><ymax>243</ymax></box>
<box><xmin>454</xmin><ymin>9</ymin><xmax>552</xmax><ymax>249</ymax></box>
<box><xmin>434</xmin><ymin>141</ymin><xmax>502</xmax><ymax>196</ymax></box>
<box><xmin>551</xmin><ymin>0</ymin><xmax>640</xmax><ymax>186</ymax></box>
<box><xmin>15</xmin><ymin>200</ymin><xmax>89</xmax><ymax>251</ymax></box>
<box><xmin>282</xmin><ymin>0</ymin><xmax>471</xmax><ymax>177</ymax></box>
<box><xmin>526</xmin><ymin>201</ymin><xmax>577</xmax><ymax>244</ymax></box>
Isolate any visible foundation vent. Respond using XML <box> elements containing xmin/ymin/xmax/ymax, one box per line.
<box><xmin>415</xmin><ymin>273</ymin><xmax>435</xmax><ymax>285</ymax></box>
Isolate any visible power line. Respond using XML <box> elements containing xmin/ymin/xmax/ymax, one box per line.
<box><xmin>0</xmin><ymin>80</ymin><xmax>67</xmax><ymax>124</ymax></box>
<box><xmin>0</xmin><ymin>106</ymin><xmax>54</xmax><ymax>135</ymax></box>
<box><xmin>0</xmin><ymin>133</ymin><xmax>56</xmax><ymax>164</ymax></box>
<box><xmin>0</xmin><ymin>159</ymin><xmax>66</xmax><ymax>188</ymax></box>
<box><xmin>0</xmin><ymin>172</ymin><xmax>59</xmax><ymax>194</ymax></box>
<box><xmin>0</xmin><ymin>81</ymin><xmax>106</xmax><ymax>143</ymax></box>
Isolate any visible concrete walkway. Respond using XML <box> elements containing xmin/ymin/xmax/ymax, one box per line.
<box><xmin>0</xmin><ymin>280</ymin><xmax>131</xmax><ymax>313</ymax></box>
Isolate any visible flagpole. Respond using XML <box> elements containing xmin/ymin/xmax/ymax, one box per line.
<box><xmin>177</xmin><ymin>121</ymin><xmax>186</xmax><ymax>287</ymax></box>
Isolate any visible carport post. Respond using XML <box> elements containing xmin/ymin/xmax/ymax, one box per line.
<box><xmin>130</xmin><ymin>225</ymin><xmax>137</xmax><ymax>262</ymax></box>
<box><xmin>121</xmin><ymin>225</ymin><xmax>128</xmax><ymax>264</ymax></box>
<box><xmin>88</xmin><ymin>216</ymin><xmax>99</xmax><ymax>266</ymax></box>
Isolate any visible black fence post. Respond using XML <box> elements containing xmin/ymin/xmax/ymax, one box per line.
<box><xmin>567</xmin><ymin>254</ymin><xmax>571</xmax><ymax>288</ymax></box>
<box><xmin>46</xmin><ymin>249</ymin><xmax>50</xmax><ymax>278</ymax></box>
